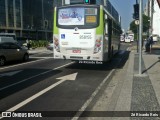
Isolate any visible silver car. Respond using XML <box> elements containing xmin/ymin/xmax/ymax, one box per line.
<box><xmin>0</xmin><ymin>42</ymin><xmax>29</xmax><ymax>66</ymax></box>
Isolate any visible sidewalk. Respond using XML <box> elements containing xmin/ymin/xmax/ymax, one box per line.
<box><xmin>28</xmin><ymin>47</ymin><xmax>53</xmax><ymax>54</ymax></box>
<box><xmin>82</xmin><ymin>45</ymin><xmax>160</xmax><ymax>120</ymax></box>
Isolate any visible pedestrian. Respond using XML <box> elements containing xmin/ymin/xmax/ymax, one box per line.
<box><xmin>26</xmin><ymin>39</ymin><xmax>30</xmax><ymax>50</ymax></box>
<box><xmin>145</xmin><ymin>36</ymin><xmax>150</xmax><ymax>52</ymax></box>
<box><xmin>145</xmin><ymin>35</ymin><xmax>153</xmax><ymax>53</ymax></box>
<box><xmin>149</xmin><ymin>35</ymin><xmax>153</xmax><ymax>53</ymax></box>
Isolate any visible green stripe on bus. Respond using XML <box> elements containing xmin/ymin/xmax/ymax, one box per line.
<box><xmin>53</xmin><ymin>8</ymin><xmax>58</xmax><ymax>34</ymax></box>
<box><xmin>96</xmin><ymin>6</ymin><xmax>103</xmax><ymax>35</ymax></box>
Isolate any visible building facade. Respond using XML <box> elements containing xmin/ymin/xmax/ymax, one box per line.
<box><xmin>145</xmin><ymin>0</ymin><xmax>160</xmax><ymax>39</ymax></box>
<box><xmin>0</xmin><ymin>0</ymin><xmax>53</xmax><ymax>40</ymax></box>
<box><xmin>0</xmin><ymin>0</ymin><xmax>121</xmax><ymax>40</ymax></box>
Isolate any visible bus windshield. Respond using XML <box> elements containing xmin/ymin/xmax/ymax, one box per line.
<box><xmin>57</xmin><ymin>6</ymin><xmax>99</xmax><ymax>28</ymax></box>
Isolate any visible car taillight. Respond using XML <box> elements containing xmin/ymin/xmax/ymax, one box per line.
<box><xmin>94</xmin><ymin>38</ymin><xmax>102</xmax><ymax>54</ymax></box>
<box><xmin>54</xmin><ymin>37</ymin><xmax>60</xmax><ymax>52</ymax></box>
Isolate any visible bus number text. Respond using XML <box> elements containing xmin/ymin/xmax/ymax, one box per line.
<box><xmin>79</xmin><ymin>35</ymin><xmax>92</xmax><ymax>39</ymax></box>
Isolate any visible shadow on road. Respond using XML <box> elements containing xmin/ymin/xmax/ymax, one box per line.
<box><xmin>142</xmin><ymin>59</ymin><xmax>160</xmax><ymax>74</ymax></box>
<box><xmin>66</xmin><ymin>50</ymin><xmax>130</xmax><ymax>71</ymax></box>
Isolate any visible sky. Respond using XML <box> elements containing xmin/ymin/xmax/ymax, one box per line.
<box><xmin>110</xmin><ymin>0</ymin><xmax>147</xmax><ymax>32</ymax></box>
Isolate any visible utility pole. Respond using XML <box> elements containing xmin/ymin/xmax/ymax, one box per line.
<box><xmin>138</xmin><ymin>0</ymin><xmax>143</xmax><ymax>75</ymax></box>
<box><xmin>136</xmin><ymin>0</ymin><xmax>139</xmax><ymax>53</ymax></box>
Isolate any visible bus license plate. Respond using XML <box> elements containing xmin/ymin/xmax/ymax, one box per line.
<box><xmin>73</xmin><ymin>50</ymin><xmax>81</xmax><ymax>53</ymax></box>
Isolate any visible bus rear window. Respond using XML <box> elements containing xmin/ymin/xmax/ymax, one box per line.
<box><xmin>57</xmin><ymin>6</ymin><xmax>99</xmax><ymax>28</ymax></box>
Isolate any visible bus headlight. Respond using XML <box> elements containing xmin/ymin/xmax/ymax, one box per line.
<box><xmin>94</xmin><ymin>38</ymin><xmax>102</xmax><ymax>54</ymax></box>
<box><xmin>54</xmin><ymin>37</ymin><xmax>60</xmax><ymax>52</ymax></box>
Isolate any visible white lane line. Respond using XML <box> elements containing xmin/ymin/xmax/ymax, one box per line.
<box><xmin>0</xmin><ymin>62</ymin><xmax>74</xmax><ymax>91</ymax></box>
<box><xmin>71</xmin><ymin>69</ymin><xmax>115</xmax><ymax>120</ymax></box>
<box><xmin>0</xmin><ymin>61</ymin><xmax>74</xmax><ymax>119</ymax></box>
<box><xmin>0</xmin><ymin>58</ymin><xmax>49</xmax><ymax>70</ymax></box>
<box><xmin>0</xmin><ymin>79</ymin><xmax>66</xmax><ymax>119</ymax></box>
<box><xmin>8</xmin><ymin>79</ymin><xmax>66</xmax><ymax>111</ymax></box>
<box><xmin>29</xmin><ymin>57</ymin><xmax>54</xmax><ymax>59</ymax></box>
<box><xmin>127</xmin><ymin>47</ymin><xmax>130</xmax><ymax>51</ymax></box>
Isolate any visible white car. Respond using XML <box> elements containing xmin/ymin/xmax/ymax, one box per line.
<box><xmin>125</xmin><ymin>37</ymin><xmax>131</xmax><ymax>43</ymax></box>
<box><xmin>120</xmin><ymin>36</ymin><xmax>125</xmax><ymax>42</ymax></box>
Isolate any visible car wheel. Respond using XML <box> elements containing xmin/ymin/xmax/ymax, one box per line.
<box><xmin>0</xmin><ymin>57</ymin><xmax>6</xmax><ymax>66</ymax></box>
<box><xmin>23</xmin><ymin>53</ymin><xmax>29</xmax><ymax>62</ymax></box>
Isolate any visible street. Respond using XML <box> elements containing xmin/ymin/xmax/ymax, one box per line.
<box><xmin>0</xmin><ymin>42</ymin><xmax>160</xmax><ymax>120</ymax></box>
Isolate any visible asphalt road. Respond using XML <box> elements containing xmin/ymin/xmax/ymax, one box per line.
<box><xmin>0</xmin><ymin>43</ymin><xmax>130</xmax><ymax>120</ymax></box>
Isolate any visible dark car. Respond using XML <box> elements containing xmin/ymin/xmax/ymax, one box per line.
<box><xmin>0</xmin><ymin>42</ymin><xmax>29</xmax><ymax>66</ymax></box>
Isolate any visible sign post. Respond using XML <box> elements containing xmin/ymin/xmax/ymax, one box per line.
<box><xmin>135</xmin><ymin>20</ymin><xmax>139</xmax><ymax>53</ymax></box>
<box><xmin>138</xmin><ymin>0</ymin><xmax>143</xmax><ymax>75</ymax></box>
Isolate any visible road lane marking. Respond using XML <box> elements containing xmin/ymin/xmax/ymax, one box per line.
<box><xmin>71</xmin><ymin>69</ymin><xmax>115</xmax><ymax>120</ymax></box>
<box><xmin>0</xmin><ymin>58</ymin><xmax>49</xmax><ymax>70</ymax></box>
<box><xmin>29</xmin><ymin>57</ymin><xmax>54</xmax><ymax>59</ymax></box>
<box><xmin>0</xmin><ymin>70</ymin><xmax>22</xmax><ymax>77</ymax></box>
<box><xmin>71</xmin><ymin>49</ymin><xmax>128</xmax><ymax>119</ymax></box>
<box><xmin>9</xmin><ymin>73</ymin><xmax>77</xmax><ymax>111</ymax></box>
<box><xmin>56</xmin><ymin>73</ymin><xmax>78</xmax><ymax>81</ymax></box>
<box><xmin>0</xmin><ymin>62</ymin><xmax>74</xmax><ymax>91</ymax></box>
<box><xmin>0</xmin><ymin>63</ymin><xmax>75</xmax><ymax>119</ymax></box>
<box><xmin>0</xmin><ymin>79</ymin><xmax>70</xmax><ymax>119</ymax></box>
<box><xmin>127</xmin><ymin>47</ymin><xmax>130</xmax><ymax>51</ymax></box>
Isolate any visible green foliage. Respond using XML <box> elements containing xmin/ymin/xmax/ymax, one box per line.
<box><xmin>130</xmin><ymin>14</ymin><xmax>150</xmax><ymax>34</ymax></box>
<box><xmin>29</xmin><ymin>40</ymin><xmax>49</xmax><ymax>48</ymax></box>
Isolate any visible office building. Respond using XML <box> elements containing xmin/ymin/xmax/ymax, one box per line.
<box><xmin>0</xmin><ymin>0</ymin><xmax>53</xmax><ymax>40</ymax></box>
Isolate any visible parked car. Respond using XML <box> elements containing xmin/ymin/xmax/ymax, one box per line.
<box><xmin>0</xmin><ymin>42</ymin><xmax>29</xmax><ymax>66</ymax></box>
<box><xmin>46</xmin><ymin>41</ymin><xmax>53</xmax><ymax>50</ymax></box>
<box><xmin>0</xmin><ymin>36</ymin><xmax>17</xmax><ymax>43</ymax></box>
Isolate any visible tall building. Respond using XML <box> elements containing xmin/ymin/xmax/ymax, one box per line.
<box><xmin>0</xmin><ymin>0</ymin><xmax>53</xmax><ymax>40</ymax></box>
<box><xmin>145</xmin><ymin>0</ymin><xmax>160</xmax><ymax>39</ymax></box>
<box><xmin>152</xmin><ymin>0</ymin><xmax>160</xmax><ymax>37</ymax></box>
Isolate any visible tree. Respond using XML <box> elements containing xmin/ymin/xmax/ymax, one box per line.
<box><xmin>130</xmin><ymin>14</ymin><xmax>150</xmax><ymax>34</ymax></box>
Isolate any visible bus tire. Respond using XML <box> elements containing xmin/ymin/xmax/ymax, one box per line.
<box><xmin>108</xmin><ymin>46</ymin><xmax>114</xmax><ymax>62</ymax></box>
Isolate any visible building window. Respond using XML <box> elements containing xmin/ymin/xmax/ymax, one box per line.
<box><xmin>0</xmin><ymin>0</ymin><xmax>6</xmax><ymax>27</ymax></box>
<box><xmin>15</xmin><ymin>0</ymin><xmax>21</xmax><ymax>28</ymax></box>
<box><xmin>8</xmin><ymin>0</ymin><xmax>14</xmax><ymax>27</ymax></box>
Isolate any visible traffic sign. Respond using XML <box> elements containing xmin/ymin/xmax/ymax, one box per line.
<box><xmin>135</xmin><ymin>20</ymin><xmax>139</xmax><ymax>25</ymax></box>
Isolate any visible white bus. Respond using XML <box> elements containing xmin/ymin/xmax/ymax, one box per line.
<box><xmin>53</xmin><ymin>5</ymin><xmax>121</xmax><ymax>64</ymax></box>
